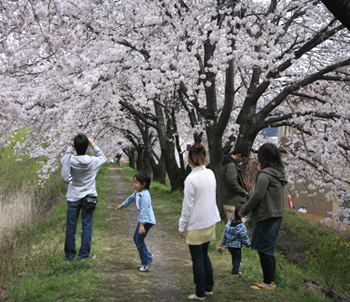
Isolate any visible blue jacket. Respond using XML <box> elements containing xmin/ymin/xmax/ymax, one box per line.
<box><xmin>122</xmin><ymin>189</ymin><xmax>156</xmax><ymax>225</ymax></box>
<box><xmin>223</xmin><ymin>220</ymin><xmax>250</xmax><ymax>248</ymax></box>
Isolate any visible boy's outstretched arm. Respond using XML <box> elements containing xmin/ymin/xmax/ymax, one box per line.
<box><xmin>115</xmin><ymin>205</ymin><xmax>124</xmax><ymax>211</ymax></box>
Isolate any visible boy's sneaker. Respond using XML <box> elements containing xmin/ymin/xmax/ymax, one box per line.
<box><xmin>139</xmin><ymin>262</ymin><xmax>153</xmax><ymax>272</ymax></box>
<box><xmin>188</xmin><ymin>294</ymin><xmax>205</xmax><ymax>300</ymax></box>
<box><xmin>205</xmin><ymin>291</ymin><xmax>213</xmax><ymax>296</ymax></box>
<box><xmin>232</xmin><ymin>272</ymin><xmax>242</xmax><ymax>277</ymax></box>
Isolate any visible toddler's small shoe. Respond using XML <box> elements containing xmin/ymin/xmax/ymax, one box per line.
<box><xmin>139</xmin><ymin>262</ymin><xmax>153</xmax><ymax>272</ymax></box>
<box><xmin>232</xmin><ymin>272</ymin><xmax>242</xmax><ymax>277</ymax></box>
<box><xmin>188</xmin><ymin>293</ymin><xmax>205</xmax><ymax>300</ymax></box>
<box><xmin>205</xmin><ymin>291</ymin><xmax>213</xmax><ymax>296</ymax></box>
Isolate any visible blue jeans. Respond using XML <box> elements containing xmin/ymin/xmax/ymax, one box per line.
<box><xmin>133</xmin><ymin>222</ymin><xmax>153</xmax><ymax>266</ymax></box>
<box><xmin>65</xmin><ymin>200</ymin><xmax>94</xmax><ymax>260</ymax></box>
<box><xmin>189</xmin><ymin>241</ymin><xmax>214</xmax><ymax>298</ymax></box>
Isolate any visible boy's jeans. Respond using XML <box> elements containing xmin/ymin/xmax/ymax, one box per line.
<box><xmin>189</xmin><ymin>241</ymin><xmax>214</xmax><ymax>298</ymax></box>
<box><xmin>65</xmin><ymin>201</ymin><xmax>94</xmax><ymax>260</ymax></box>
<box><xmin>133</xmin><ymin>222</ymin><xmax>153</xmax><ymax>266</ymax></box>
<box><xmin>229</xmin><ymin>247</ymin><xmax>242</xmax><ymax>274</ymax></box>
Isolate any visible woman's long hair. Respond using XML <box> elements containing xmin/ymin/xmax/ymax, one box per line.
<box><xmin>258</xmin><ymin>143</ymin><xmax>284</xmax><ymax>171</ymax></box>
<box><xmin>189</xmin><ymin>144</ymin><xmax>207</xmax><ymax>166</ymax></box>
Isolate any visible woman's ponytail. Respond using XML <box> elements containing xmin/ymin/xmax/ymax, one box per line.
<box><xmin>189</xmin><ymin>144</ymin><xmax>207</xmax><ymax>166</ymax></box>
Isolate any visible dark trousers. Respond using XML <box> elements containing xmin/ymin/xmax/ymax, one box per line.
<box><xmin>189</xmin><ymin>241</ymin><xmax>214</xmax><ymax>298</ymax></box>
<box><xmin>229</xmin><ymin>247</ymin><xmax>242</xmax><ymax>274</ymax></box>
<box><xmin>258</xmin><ymin>251</ymin><xmax>276</xmax><ymax>284</ymax></box>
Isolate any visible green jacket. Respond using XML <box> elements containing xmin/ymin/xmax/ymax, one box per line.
<box><xmin>219</xmin><ymin>155</ymin><xmax>248</xmax><ymax>207</ymax></box>
<box><xmin>240</xmin><ymin>167</ymin><xmax>287</xmax><ymax>223</ymax></box>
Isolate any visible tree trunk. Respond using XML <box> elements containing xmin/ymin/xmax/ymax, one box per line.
<box><xmin>150</xmin><ymin>151</ymin><xmax>166</xmax><ymax>185</ymax></box>
<box><xmin>154</xmin><ymin>101</ymin><xmax>185</xmax><ymax>191</ymax></box>
<box><xmin>135</xmin><ymin>146</ymin><xmax>144</xmax><ymax>171</ymax></box>
<box><xmin>235</xmin><ymin>116</ymin><xmax>264</xmax><ymax>177</ymax></box>
<box><xmin>205</xmin><ymin>59</ymin><xmax>235</xmax><ymax>217</ymax></box>
<box><xmin>140</xmin><ymin>123</ymin><xmax>152</xmax><ymax>175</ymax></box>
<box><xmin>124</xmin><ymin>147</ymin><xmax>136</xmax><ymax>169</ymax></box>
<box><xmin>206</xmin><ymin>125</ymin><xmax>225</xmax><ymax>218</ymax></box>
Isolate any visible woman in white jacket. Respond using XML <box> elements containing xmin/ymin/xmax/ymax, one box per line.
<box><xmin>179</xmin><ymin>144</ymin><xmax>221</xmax><ymax>301</ymax></box>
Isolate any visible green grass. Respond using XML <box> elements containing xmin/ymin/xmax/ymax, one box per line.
<box><xmin>0</xmin><ymin>160</ymin><xmax>347</xmax><ymax>301</ymax></box>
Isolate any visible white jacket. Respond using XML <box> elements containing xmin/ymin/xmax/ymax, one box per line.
<box><xmin>179</xmin><ymin>165</ymin><xmax>221</xmax><ymax>232</ymax></box>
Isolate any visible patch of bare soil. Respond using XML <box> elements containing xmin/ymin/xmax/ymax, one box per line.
<box><xmin>95</xmin><ymin>167</ymin><xmax>184</xmax><ymax>302</ymax></box>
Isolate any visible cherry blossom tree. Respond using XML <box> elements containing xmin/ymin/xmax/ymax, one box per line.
<box><xmin>1</xmin><ymin>0</ymin><xmax>350</xmax><ymax>223</ymax></box>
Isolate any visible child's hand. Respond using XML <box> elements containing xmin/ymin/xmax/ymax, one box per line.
<box><xmin>139</xmin><ymin>224</ymin><xmax>146</xmax><ymax>234</ymax></box>
<box><xmin>115</xmin><ymin>205</ymin><xmax>123</xmax><ymax>211</ymax></box>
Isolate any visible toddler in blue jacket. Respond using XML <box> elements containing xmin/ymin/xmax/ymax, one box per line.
<box><xmin>223</xmin><ymin>206</ymin><xmax>250</xmax><ymax>275</ymax></box>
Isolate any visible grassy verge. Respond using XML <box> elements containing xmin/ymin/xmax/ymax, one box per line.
<box><xmin>0</xmin><ymin>164</ymin><xmax>112</xmax><ymax>302</ymax></box>
<box><xmin>279</xmin><ymin>209</ymin><xmax>350</xmax><ymax>289</ymax></box>
<box><xmin>0</xmin><ymin>129</ymin><xmax>67</xmax><ymax>245</ymax></box>
<box><xmin>0</xmin><ymin>161</ymin><xmax>345</xmax><ymax>301</ymax></box>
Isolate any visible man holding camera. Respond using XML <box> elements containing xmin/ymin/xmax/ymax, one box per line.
<box><xmin>61</xmin><ymin>134</ymin><xmax>106</xmax><ymax>260</ymax></box>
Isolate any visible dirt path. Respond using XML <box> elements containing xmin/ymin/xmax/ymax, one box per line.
<box><xmin>97</xmin><ymin>166</ymin><xmax>185</xmax><ymax>302</ymax></box>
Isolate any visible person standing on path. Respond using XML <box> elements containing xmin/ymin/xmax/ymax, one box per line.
<box><xmin>179</xmin><ymin>144</ymin><xmax>221</xmax><ymax>301</ymax></box>
<box><xmin>239</xmin><ymin>143</ymin><xmax>287</xmax><ymax>290</ymax></box>
<box><xmin>216</xmin><ymin>144</ymin><xmax>250</xmax><ymax>253</ymax></box>
<box><xmin>115</xmin><ymin>171</ymin><xmax>156</xmax><ymax>272</ymax></box>
<box><xmin>61</xmin><ymin>134</ymin><xmax>106</xmax><ymax>260</ymax></box>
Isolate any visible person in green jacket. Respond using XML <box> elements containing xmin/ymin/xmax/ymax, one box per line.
<box><xmin>216</xmin><ymin>144</ymin><xmax>250</xmax><ymax>252</ymax></box>
<box><xmin>239</xmin><ymin>143</ymin><xmax>287</xmax><ymax>290</ymax></box>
